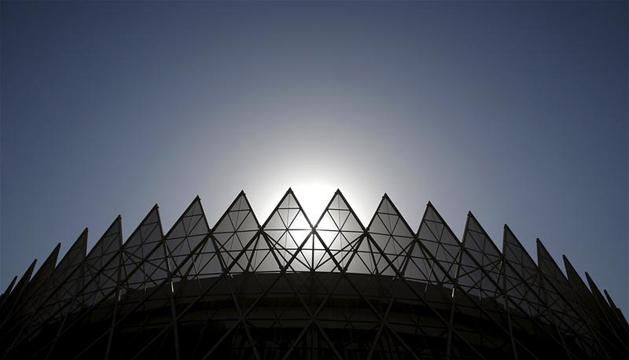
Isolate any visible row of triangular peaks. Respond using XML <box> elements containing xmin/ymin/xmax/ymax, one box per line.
<box><xmin>30</xmin><ymin>191</ymin><xmax>516</xmax><ymax>273</ymax></box>
<box><xmin>0</xmin><ymin>197</ymin><xmax>473</xmax><ymax>289</ymax></box>
<box><xmin>10</xmin><ymin>190</ymin><xmax>611</xmax><ymax>309</ymax></box>
<box><xmin>502</xmin><ymin>227</ymin><xmax>607</xmax><ymax>304</ymax></box>
<box><xmin>12</xmin><ymin>196</ymin><xmax>625</xmax><ymax>349</ymax></box>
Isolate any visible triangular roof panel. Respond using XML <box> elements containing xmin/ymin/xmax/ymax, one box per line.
<box><xmin>602</xmin><ymin>290</ymin><xmax>629</xmax><ymax>333</ymax></box>
<box><xmin>314</xmin><ymin>191</ymin><xmax>365</xmax><ymax>273</ymax></box>
<box><xmin>501</xmin><ymin>226</ymin><xmax>543</xmax><ymax>318</ymax></box>
<box><xmin>35</xmin><ymin>231</ymin><xmax>89</xmax><ymax>323</ymax></box>
<box><xmin>120</xmin><ymin>206</ymin><xmax>166</xmax><ymax>291</ymax></box>
<box><xmin>366</xmin><ymin>195</ymin><xmax>416</xmax><ymax>277</ymax></box>
<box><xmin>563</xmin><ymin>256</ymin><xmax>596</xmax><ymax>302</ymax></box>
<box><xmin>536</xmin><ymin>240</ymin><xmax>593</xmax><ymax>339</ymax></box>
<box><xmin>18</xmin><ymin>244</ymin><xmax>61</xmax><ymax>318</ymax></box>
<box><xmin>413</xmin><ymin>203</ymin><xmax>460</xmax><ymax>287</ymax></box>
<box><xmin>458</xmin><ymin>212</ymin><xmax>501</xmax><ymax>299</ymax></box>
<box><xmin>584</xmin><ymin>272</ymin><xmax>626</xmax><ymax>334</ymax></box>
<box><xmin>53</xmin><ymin>230</ymin><xmax>87</xmax><ymax>285</ymax></box>
<box><xmin>212</xmin><ymin>192</ymin><xmax>260</xmax><ymax>273</ymax></box>
<box><xmin>0</xmin><ymin>260</ymin><xmax>36</xmax><ymax>323</ymax></box>
<box><xmin>262</xmin><ymin>189</ymin><xmax>320</xmax><ymax>272</ymax></box>
<box><xmin>1</xmin><ymin>276</ymin><xmax>17</xmax><ymax>299</ymax></box>
<box><xmin>26</xmin><ymin>244</ymin><xmax>60</xmax><ymax>295</ymax></box>
<box><xmin>536</xmin><ymin>240</ymin><xmax>573</xmax><ymax>297</ymax></box>
<box><xmin>79</xmin><ymin>216</ymin><xmax>123</xmax><ymax>308</ymax></box>
<box><xmin>164</xmin><ymin>197</ymin><xmax>216</xmax><ymax>280</ymax></box>
<box><xmin>0</xmin><ymin>276</ymin><xmax>18</xmax><ymax>313</ymax></box>
<box><xmin>27</xmin><ymin>231</ymin><xmax>87</xmax><ymax>322</ymax></box>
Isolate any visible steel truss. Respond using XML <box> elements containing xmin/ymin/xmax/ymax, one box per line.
<box><xmin>0</xmin><ymin>189</ymin><xmax>627</xmax><ymax>360</ymax></box>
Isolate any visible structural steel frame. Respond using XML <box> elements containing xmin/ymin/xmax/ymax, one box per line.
<box><xmin>1</xmin><ymin>189</ymin><xmax>627</xmax><ymax>360</ymax></box>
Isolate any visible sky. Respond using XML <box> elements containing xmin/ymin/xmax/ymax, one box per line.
<box><xmin>1</xmin><ymin>1</ymin><xmax>627</xmax><ymax>314</ymax></box>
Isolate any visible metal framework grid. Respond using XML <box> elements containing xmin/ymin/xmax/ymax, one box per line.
<box><xmin>0</xmin><ymin>189</ymin><xmax>627</xmax><ymax>360</ymax></box>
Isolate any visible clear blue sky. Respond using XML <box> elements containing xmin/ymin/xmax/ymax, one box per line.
<box><xmin>1</xmin><ymin>2</ymin><xmax>627</xmax><ymax>314</ymax></box>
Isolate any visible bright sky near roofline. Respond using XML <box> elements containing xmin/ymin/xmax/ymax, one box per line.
<box><xmin>1</xmin><ymin>1</ymin><xmax>627</xmax><ymax>315</ymax></box>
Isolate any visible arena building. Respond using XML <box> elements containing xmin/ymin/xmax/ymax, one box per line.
<box><xmin>1</xmin><ymin>189</ymin><xmax>627</xmax><ymax>359</ymax></box>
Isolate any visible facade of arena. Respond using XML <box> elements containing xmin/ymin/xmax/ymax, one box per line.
<box><xmin>0</xmin><ymin>189</ymin><xmax>627</xmax><ymax>359</ymax></box>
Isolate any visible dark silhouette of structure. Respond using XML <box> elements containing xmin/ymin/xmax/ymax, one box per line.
<box><xmin>1</xmin><ymin>189</ymin><xmax>627</xmax><ymax>359</ymax></box>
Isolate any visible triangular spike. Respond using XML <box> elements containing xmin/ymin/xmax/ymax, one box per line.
<box><xmin>11</xmin><ymin>260</ymin><xmax>37</xmax><ymax>297</ymax></box>
<box><xmin>585</xmin><ymin>272</ymin><xmax>622</xmax><ymax>323</ymax></box>
<box><xmin>563</xmin><ymin>256</ymin><xmax>598</xmax><ymax>302</ymax></box>
<box><xmin>8</xmin><ymin>233</ymin><xmax>84</xmax><ymax>345</ymax></box>
<box><xmin>96</xmin><ymin>207</ymin><xmax>182</xmax><ymax>359</ymax></box>
<box><xmin>532</xmin><ymin>241</ymin><xmax>597</xmax><ymax>348</ymax></box>
<box><xmin>603</xmin><ymin>289</ymin><xmax>618</xmax><ymax>309</ymax></box>
<box><xmin>97</xmin><ymin>205</ymin><xmax>200</xmax><ymax>360</ymax></box>
<box><xmin>414</xmin><ymin>203</ymin><xmax>460</xmax><ymax>286</ymax></box>
<box><xmin>585</xmin><ymin>273</ymin><xmax>609</xmax><ymax>306</ymax></box>
<box><xmin>507</xmin><ymin>235</ymin><xmax>585</xmax><ymax>343</ymax></box>
<box><xmin>603</xmin><ymin>289</ymin><xmax>629</xmax><ymax>339</ymax></box>
<box><xmin>163</xmin><ymin>197</ymin><xmax>216</xmax><ymax>281</ymax></box>
<box><xmin>213</xmin><ymin>192</ymin><xmax>260</xmax><ymax>274</ymax></box>
<box><xmin>28</xmin><ymin>243</ymin><xmax>61</xmax><ymax>291</ymax></box>
<box><xmin>53</xmin><ymin>230</ymin><xmax>88</xmax><ymax>285</ymax></box>
<box><xmin>501</xmin><ymin>226</ymin><xmax>543</xmax><ymax>318</ymax></box>
<box><xmin>563</xmin><ymin>256</ymin><xmax>599</xmax><ymax>294</ymax></box>
<box><xmin>79</xmin><ymin>216</ymin><xmax>123</xmax><ymax>308</ymax></box>
<box><xmin>120</xmin><ymin>206</ymin><xmax>166</xmax><ymax>291</ymax></box>
<box><xmin>603</xmin><ymin>289</ymin><xmax>629</xmax><ymax>332</ymax></box>
<box><xmin>584</xmin><ymin>272</ymin><xmax>629</xmax><ymax>342</ymax></box>
<box><xmin>536</xmin><ymin>241</ymin><xmax>593</xmax><ymax>324</ymax></box>
<box><xmin>0</xmin><ymin>276</ymin><xmax>18</xmax><ymax>312</ymax></box>
<box><xmin>12</xmin><ymin>244</ymin><xmax>62</xmax><ymax>322</ymax></box>
<box><xmin>366</xmin><ymin>195</ymin><xmax>415</xmax><ymax>276</ymax></box>
<box><xmin>503</xmin><ymin>225</ymin><xmax>538</xmax><ymax>266</ymax></box>
<box><xmin>31</xmin><ymin>231</ymin><xmax>90</xmax><ymax>325</ymax></box>
<box><xmin>1</xmin><ymin>276</ymin><xmax>17</xmax><ymax>298</ymax></box>
<box><xmin>21</xmin><ymin>232</ymin><xmax>88</xmax><ymax>322</ymax></box>
<box><xmin>502</xmin><ymin>227</ymin><xmax>542</xmax><ymax>292</ymax></box>
<box><xmin>563</xmin><ymin>256</ymin><xmax>629</xmax><ymax>341</ymax></box>
<box><xmin>262</xmin><ymin>190</ymin><xmax>316</xmax><ymax>271</ymax></box>
<box><xmin>413</xmin><ymin>210</ymin><xmax>527</xmax><ymax>359</ymax></box>
<box><xmin>13</xmin><ymin>259</ymin><xmax>37</xmax><ymax>294</ymax></box>
<box><xmin>263</xmin><ymin>189</ymin><xmax>313</xmax><ymax>226</ymax></box>
<box><xmin>458</xmin><ymin>212</ymin><xmax>501</xmax><ymax>299</ymax></box>
<box><xmin>465</xmin><ymin>212</ymin><xmax>501</xmax><ymax>253</ymax></box>
<box><xmin>0</xmin><ymin>260</ymin><xmax>36</xmax><ymax>324</ymax></box>
<box><xmin>536</xmin><ymin>240</ymin><xmax>572</xmax><ymax>294</ymax></box>
<box><xmin>86</xmin><ymin>216</ymin><xmax>123</xmax><ymax>258</ymax></box>
<box><xmin>27</xmin><ymin>244</ymin><xmax>60</xmax><ymax>294</ymax></box>
<box><xmin>464</xmin><ymin>212</ymin><xmax>502</xmax><ymax>255</ymax></box>
<box><xmin>314</xmin><ymin>192</ymin><xmax>365</xmax><ymax>272</ymax></box>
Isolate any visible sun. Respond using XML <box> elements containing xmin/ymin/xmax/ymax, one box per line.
<box><xmin>291</xmin><ymin>181</ymin><xmax>336</xmax><ymax>222</ymax></box>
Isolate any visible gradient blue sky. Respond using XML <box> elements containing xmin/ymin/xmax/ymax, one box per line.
<box><xmin>1</xmin><ymin>1</ymin><xmax>627</xmax><ymax>313</ymax></box>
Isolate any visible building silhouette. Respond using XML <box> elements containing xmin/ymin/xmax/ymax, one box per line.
<box><xmin>1</xmin><ymin>189</ymin><xmax>627</xmax><ymax>359</ymax></box>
